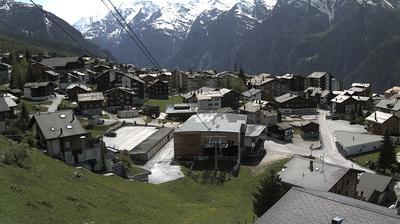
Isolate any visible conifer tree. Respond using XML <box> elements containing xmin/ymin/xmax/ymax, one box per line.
<box><xmin>377</xmin><ymin>132</ymin><xmax>397</xmax><ymax>172</ymax></box>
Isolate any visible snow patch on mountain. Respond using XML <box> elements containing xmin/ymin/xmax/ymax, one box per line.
<box><xmin>75</xmin><ymin>0</ymin><xmax>275</xmax><ymax>40</ymax></box>
<box><xmin>282</xmin><ymin>0</ymin><xmax>348</xmax><ymax>24</ymax></box>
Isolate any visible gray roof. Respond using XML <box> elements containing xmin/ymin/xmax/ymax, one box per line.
<box><xmin>66</xmin><ymin>84</ymin><xmax>92</xmax><ymax>92</ymax></box>
<box><xmin>41</xmin><ymin>57</ymin><xmax>80</xmax><ymax>68</ymax></box>
<box><xmin>242</xmin><ymin>88</ymin><xmax>261</xmax><ymax>98</ymax></box>
<box><xmin>33</xmin><ymin>110</ymin><xmax>87</xmax><ymax>140</ymax></box>
<box><xmin>376</xmin><ymin>99</ymin><xmax>400</xmax><ymax>112</ymax></box>
<box><xmin>176</xmin><ymin>113</ymin><xmax>247</xmax><ymax>134</ymax></box>
<box><xmin>358</xmin><ymin>173</ymin><xmax>393</xmax><ymax>201</ymax></box>
<box><xmin>130</xmin><ymin>128</ymin><xmax>174</xmax><ymax>155</ymax></box>
<box><xmin>275</xmin><ymin>123</ymin><xmax>292</xmax><ymax>130</ymax></box>
<box><xmin>308</xmin><ymin>71</ymin><xmax>329</xmax><ymax>78</ymax></box>
<box><xmin>44</xmin><ymin>70</ymin><xmax>60</xmax><ymax>77</ymax></box>
<box><xmin>255</xmin><ymin>187</ymin><xmax>400</xmax><ymax>224</ymax></box>
<box><xmin>0</xmin><ymin>97</ymin><xmax>11</xmax><ymax>112</ymax></box>
<box><xmin>304</xmin><ymin>87</ymin><xmax>331</xmax><ymax>97</ymax></box>
<box><xmin>335</xmin><ymin>131</ymin><xmax>383</xmax><ymax>149</ymax></box>
<box><xmin>245</xmin><ymin>125</ymin><xmax>267</xmax><ymax>137</ymax></box>
<box><xmin>275</xmin><ymin>93</ymin><xmax>298</xmax><ymax>104</ymax></box>
<box><xmin>280</xmin><ymin>157</ymin><xmax>352</xmax><ymax>191</ymax></box>
<box><xmin>117</xmin><ymin>72</ymin><xmax>145</xmax><ymax>84</ymax></box>
<box><xmin>239</xmin><ymin>102</ymin><xmax>262</xmax><ymax>113</ymax></box>
<box><xmin>24</xmin><ymin>82</ymin><xmax>50</xmax><ymax>88</ymax></box>
<box><xmin>181</xmin><ymin>87</ymin><xmax>217</xmax><ymax>99</ymax></box>
<box><xmin>105</xmin><ymin>87</ymin><xmax>136</xmax><ymax>96</ymax></box>
<box><xmin>77</xmin><ymin>92</ymin><xmax>105</xmax><ymax>102</ymax></box>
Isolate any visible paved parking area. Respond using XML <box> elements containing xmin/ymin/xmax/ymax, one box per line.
<box><xmin>103</xmin><ymin>126</ymin><xmax>157</xmax><ymax>151</ymax></box>
<box><xmin>143</xmin><ymin>139</ymin><xmax>184</xmax><ymax>184</ymax></box>
<box><xmin>326</xmin><ymin>119</ymin><xmax>367</xmax><ymax>134</ymax></box>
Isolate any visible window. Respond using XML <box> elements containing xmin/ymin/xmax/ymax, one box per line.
<box><xmin>59</xmin><ymin>114</ymin><xmax>66</xmax><ymax>119</ymax></box>
<box><xmin>66</xmin><ymin>125</ymin><xmax>73</xmax><ymax>129</ymax></box>
<box><xmin>346</xmin><ymin>179</ymin><xmax>350</xmax><ymax>185</ymax></box>
<box><xmin>65</xmin><ymin>141</ymin><xmax>70</xmax><ymax>149</ymax></box>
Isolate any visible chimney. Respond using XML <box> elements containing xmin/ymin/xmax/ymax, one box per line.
<box><xmin>331</xmin><ymin>217</ymin><xmax>343</xmax><ymax>224</ymax></box>
<box><xmin>71</xmin><ymin>113</ymin><xmax>75</xmax><ymax>123</ymax></box>
<box><xmin>59</xmin><ymin>128</ymin><xmax>63</xmax><ymax>137</ymax></box>
<box><xmin>309</xmin><ymin>160</ymin><xmax>314</xmax><ymax>172</ymax></box>
<box><xmin>375</xmin><ymin>112</ymin><xmax>377</xmax><ymax>121</ymax></box>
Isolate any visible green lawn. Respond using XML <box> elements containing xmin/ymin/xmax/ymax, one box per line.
<box><xmin>0</xmin><ymin>136</ymin><xmax>288</xmax><ymax>224</ymax></box>
<box><xmin>19</xmin><ymin>99</ymin><xmax>52</xmax><ymax>113</ymax></box>
<box><xmin>146</xmin><ymin>96</ymin><xmax>183</xmax><ymax>112</ymax></box>
<box><xmin>79</xmin><ymin>118</ymin><xmax>110</xmax><ymax>138</ymax></box>
<box><xmin>58</xmin><ymin>99</ymin><xmax>75</xmax><ymax>110</ymax></box>
<box><xmin>101</xmin><ymin>114</ymin><xmax>110</xmax><ymax>119</ymax></box>
<box><xmin>353</xmin><ymin>147</ymin><xmax>400</xmax><ymax>168</ymax></box>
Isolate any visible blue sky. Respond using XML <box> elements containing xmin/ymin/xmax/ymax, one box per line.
<box><xmin>17</xmin><ymin>0</ymin><xmax>123</xmax><ymax>24</ymax></box>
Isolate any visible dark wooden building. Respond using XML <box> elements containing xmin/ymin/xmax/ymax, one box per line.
<box><xmin>301</xmin><ymin>121</ymin><xmax>320</xmax><ymax>140</ymax></box>
<box><xmin>148</xmin><ymin>79</ymin><xmax>169</xmax><ymax>99</ymax></box>
<box><xmin>105</xmin><ymin>87</ymin><xmax>139</xmax><ymax>112</ymax></box>
<box><xmin>220</xmin><ymin>88</ymin><xmax>241</xmax><ymax>110</ymax></box>
<box><xmin>23</xmin><ymin>82</ymin><xmax>55</xmax><ymax>101</ymax></box>
<box><xmin>77</xmin><ymin>92</ymin><xmax>105</xmax><ymax>116</ymax></box>
<box><xmin>66</xmin><ymin>84</ymin><xmax>91</xmax><ymax>101</ymax></box>
<box><xmin>275</xmin><ymin>93</ymin><xmax>317</xmax><ymax>115</ymax></box>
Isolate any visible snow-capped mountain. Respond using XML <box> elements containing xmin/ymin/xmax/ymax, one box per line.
<box><xmin>74</xmin><ymin>0</ymin><xmax>275</xmax><ymax>66</ymax></box>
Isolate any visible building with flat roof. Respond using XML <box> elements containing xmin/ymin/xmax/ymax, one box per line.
<box><xmin>280</xmin><ymin>157</ymin><xmax>360</xmax><ymax>198</ymax></box>
<box><xmin>129</xmin><ymin>127</ymin><xmax>174</xmax><ymax>162</ymax></box>
<box><xmin>255</xmin><ymin>187</ymin><xmax>400</xmax><ymax>224</ymax></box>
<box><xmin>335</xmin><ymin>131</ymin><xmax>383</xmax><ymax>156</ymax></box>
<box><xmin>174</xmin><ymin>113</ymin><xmax>248</xmax><ymax>162</ymax></box>
<box><xmin>165</xmin><ymin>103</ymin><xmax>198</xmax><ymax>121</ymax></box>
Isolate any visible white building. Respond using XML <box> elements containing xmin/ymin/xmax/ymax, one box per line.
<box><xmin>197</xmin><ymin>91</ymin><xmax>222</xmax><ymax>110</ymax></box>
<box><xmin>335</xmin><ymin>131</ymin><xmax>383</xmax><ymax>156</ymax></box>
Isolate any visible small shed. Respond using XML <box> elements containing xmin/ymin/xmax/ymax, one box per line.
<box><xmin>301</xmin><ymin>121</ymin><xmax>320</xmax><ymax>140</ymax></box>
<box><xmin>268</xmin><ymin>123</ymin><xmax>293</xmax><ymax>141</ymax></box>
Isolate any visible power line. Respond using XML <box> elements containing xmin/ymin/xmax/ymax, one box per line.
<box><xmin>29</xmin><ymin>0</ymin><xmax>93</xmax><ymax>56</ymax></box>
<box><xmin>106</xmin><ymin>0</ymin><xmax>162</xmax><ymax>70</ymax></box>
<box><xmin>99</xmin><ymin>0</ymin><xmax>161</xmax><ymax>69</ymax></box>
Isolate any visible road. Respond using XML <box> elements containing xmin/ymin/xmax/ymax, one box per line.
<box><xmin>143</xmin><ymin>139</ymin><xmax>184</xmax><ymax>184</ymax></box>
<box><xmin>265</xmin><ymin>111</ymin><xmax>373</xmax><ymax>172</ymax></box>
<box><xmin>317</xmin><ymin>110</ymin><xmax>372</xmax><ymax>172</ymax></box>
<box><xmin>47</xmin><ymin>94</ymin><xmax>65</xmax><ymax>112</ymax></box>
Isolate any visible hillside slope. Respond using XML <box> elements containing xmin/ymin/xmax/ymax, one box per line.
<box><xmin>0</xmin><ymin>136</ymin><xmax>285</xmax><ymax>224</ymax></box>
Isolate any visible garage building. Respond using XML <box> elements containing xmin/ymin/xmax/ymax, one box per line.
<box><xmin>335</xmin><ymin>131</ymin><xmax>383</xmax><ymax>156</ymax></box>
<box><xmin>129</xmin><ymin>127</ymin><xmax>174</xmax><ymax>162</ymax></box>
